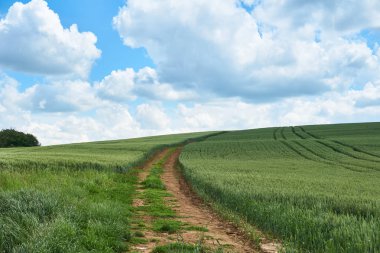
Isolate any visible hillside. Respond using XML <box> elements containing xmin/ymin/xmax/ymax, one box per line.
<box><xmin>0</xmin><ymin>132</ymin><xmax>213</xmax><ymax>252</ymax></box>
<box><xmin>179</xmin><ymin>122</ymin><xmax>380</xmax><ymax>252</ymax></box>
<box><xmin>0</xmin><ymin>123</ymin><xmax>379</xmax><ymax>252</ymax></box>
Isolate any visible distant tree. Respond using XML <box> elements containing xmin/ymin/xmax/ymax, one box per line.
<box><xmin>0</xmin><ymin>129</ymin><xmax>40</xmax><ymax>148</ymax></box>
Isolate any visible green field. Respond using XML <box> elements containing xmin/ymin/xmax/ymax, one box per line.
<box><xmin>1</xmin><ymin>123</ymin><xmax>379</xmax><ymax>253</ymax></box>
<box><xmin>0</xmin><ymin>132</ymin><xmax>212</xmax><ymax>252</ymax></box>
<box><xmin>179</xmin><ymin>122</ymin><xmax>380</xmax><ymax>252</ymax></box>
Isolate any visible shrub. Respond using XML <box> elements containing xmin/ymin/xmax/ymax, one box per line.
<box><xmin>0</xmin><ymin>129</ymin><xmax>40</xmax><ymax>148</ymax></box>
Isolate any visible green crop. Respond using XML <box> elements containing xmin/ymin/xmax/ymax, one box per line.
<box><xmin>0</xmin><ymin>132</ymin><xmax>213</xmax><ymax>252</ymax></box>
<box><xmin>179</xmin><ymin>122</ymin><xmax>380</xmax><ymax>252</ymax></box>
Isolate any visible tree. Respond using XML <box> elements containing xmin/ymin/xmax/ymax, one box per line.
<box><xmin>0</xmin><ymin>129</ymin><xmax>40</xmax><ymax>148</ymax></box>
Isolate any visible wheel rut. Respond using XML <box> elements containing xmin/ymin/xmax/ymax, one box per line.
<box><xmin>130</xmin><ymin>147</ymin><xmax>279</xmax><ymax>252</ymax></box>
<box><xmin>131</xmin><ymin>149</ymin><xmax>172</xmax><ymax>253</ymax></box>
<box><xmin>162</xmin><ymin>148</ymin><xmax>256</xmax><ymax>252</ymax></box>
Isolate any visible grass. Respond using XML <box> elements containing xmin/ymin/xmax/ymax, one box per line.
<box><xmin>138</xmin><ymin>149</ymin><xmax>178</xmax><ymax>220</ymax></box>
<box><xmin>0</xmin><ymin>132</ymin><xmax>213</xmax><ymax>252</ymax></box>
<box><xmin>152</xmin><ymin>242</ymin><xmax>206</xmax><ymax>253</ymax></box>
<box><xmin>179</xmin><ymin>122</ymin><xmax>380</xmax><ymax>252</ymax></box>
<box><xmin>0</xmin><ymin>171</ymin><xmax>134</xmax><ymax>252</ymax></box>
<box><xmin>3</xmin><ymin>122</ymin><xmax>378</xmax><ymax>252</ymax></box>
<box><xmin>152</xmin><ymin>219</ymin><xmax>183</xmax><ymax>234</ymax></box>
<box><xmin>134</xmin><ymin>148</ymin><xmax>221</xmax><ymax>252</ymax></box>
<box><xmin>184</xmin><ymin>225</ymin><xmax>209</xmax><ymax>232</ymax></box>
<box><xmin>142</xmin><ymin>165</ymin><xmax>166</xmax><ymax>189</ymax></box>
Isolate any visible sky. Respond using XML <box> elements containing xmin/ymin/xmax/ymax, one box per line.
<box><xmin>0</xmin><ymin>0</ymin><xmax>379</xmax><ymax>145</ymax></box>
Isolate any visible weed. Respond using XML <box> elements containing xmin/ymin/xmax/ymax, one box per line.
<box><xmin>153</xmin><ymin>219</ymin><xmax>183</xmax><ymax>234</ymax></box>
<box><xmin>152</xmin><ymin>242</ymin><xmax>206</xmax><ymax>253</ymax></box>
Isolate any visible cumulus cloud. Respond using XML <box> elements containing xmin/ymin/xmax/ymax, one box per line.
<box><xmin>95</xmin><ymin>67</ymin><xmax>197</xmax><ymax>102</ymax></box>
<box><xmin>253</xmin><ymin>0</ymin><xmax>380</xmax><ymax>36</ymax></box>
<box><xmin>136</xmin><ymin>103</ymin><xmax>170</xmax><ymax>129</ymax></box>
<box><xmin>176</xmin><ymin>86</ymin><xmax>380</xmax><ymax>131</ymax></box>
<box><xmin>0</xmin><ymin>0</ymin><xmax>101</xmax><ymax>79</ymax></box>
<box><xmin>24</xmin><ymin>80</ymin><xmax>99</xmax><ymax>112</ymax></box>
<box><xmin>95</xmin><ymin>68</ymin><xmax>137</xmax><ymax>101</ymax></box>
<box><xmin>1</xmin><ymin>0</ymin><xmax>379</xmax><ymax>145</ymax></box>
<box><xmin>1</xmin><ymin>65</ymin><xmax>196</xmax><ymax>117</ymax></box>
<box><xmin>1</xmin><ymin>73</ymin><xmax>379</xmax><ymax>145</ymax></box>
<box><xmin>0</xmin><ymin>74</ymin><xmax>101</xmax><ymax>115</ymax></box>
<box><xmin>114</xmin><ymin>0</ymin><xmax>380</xmax><ymax>101</ymax></box>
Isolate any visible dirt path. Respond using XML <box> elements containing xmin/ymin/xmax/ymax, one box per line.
<box><xmin>131</xmin><ymin>147</ymin><xmax>279</xmax><ymax>253</ymax></box>
<box><xmin>162</xmin><ymin>148</ymin><xmax>260</xmax><ymax>253</ymax></box>
<box><xmin>132</xmin><ymin>149</ymin><xmax>168</xmax><ymax>208</ymax></box>
<box><xmin>131</xmin><ymin>149</ymin><xmax>172</xmax><ymax>252</ymax></box>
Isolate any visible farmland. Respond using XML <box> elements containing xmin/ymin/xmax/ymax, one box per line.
<box><xmin>179</xmin><ymin>122</ymin><xmax>380</xmax><ymax>252</ymax></box>
<box><xmin>1</xmin><ymin>122</ymin><xmax>379</xmax><ymax>253</ymax></box>
<box><xmin>0</xmin><ymin>132</ymin><xmax>212</xmax><ymax>252</ymax></box>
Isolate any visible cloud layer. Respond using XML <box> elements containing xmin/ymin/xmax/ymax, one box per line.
<box><xmin>0</xmin><ymin>0</ymin><xmax>101</xmax><ymax>79</ymax></box>
<box><xmin>114</xmin><ymin>0</ymin><xmax>380</xmax><ymax>100</ymax></box>
<box><xmin>1</xmin><ymin>72</ymin><xmax>379</xmax><ymax>145</ymax></box>
<box><xmin>0</xmin><ymin>0</ymin><xmax>379</xmax><ymax>145</ymax></box>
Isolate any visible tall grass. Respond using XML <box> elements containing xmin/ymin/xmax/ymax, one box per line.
<box><xmin>0</xmin><ymin>132</ymin><xmax>213</xmax><ymax>252</ymax></box>
<box><xmin>180</xmin><ymin>123</ymin><xmax>380</xmax><ymax>252</ymax></box>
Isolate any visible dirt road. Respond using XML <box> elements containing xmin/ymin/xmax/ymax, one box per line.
<box><xmin>162</xmin><ymin>148</ymin><xmax>257</xmax><ymax>252</ymax></box>
<box><xmin>131</xmin><ymin>147</ymin><xmax>278</xmax><ymax>252</ymax></box>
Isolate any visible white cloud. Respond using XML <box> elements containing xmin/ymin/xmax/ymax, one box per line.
<box><xmin>24</xmin><ymin>80</ymin><xmax>99</xmax><ymax>112</ymax></box>
<box><xmin>136</xmin><ymin>103</ymin><xmax>170</xmax><ymax>129</ymax></box>
<box><xmin>175</xmin><ymin>86</ymin><xmax>380</xmax><ymax>131</ymax></box>
<box><xmin>95</xmin><ymin>67</ymin><xmax>197</xmax><ymax>102</ymax></box>
<box><xmin>0</xmin><ymin>0</ymin><xmax>101</xmax><ymax>79</ymax></box>
<box><xmin>0</xmin><ymin>75</ymin><xmax>100</xmax><ymax>113</ymax></box>
<box><xmin>95</xmin><ymin>68</ymin><xmax>137</xmax><ymax>101</ymax></box>
<box><xmin>114</xmin><ymin>0</ymin><xmax>380</xmax><ymax>100</ymax></box>
<box><xmin>253</xmin><ymin>0</ymin><xmax>380</xmax><ymax>36</ymax></box>
<box><xmin>1</xmin><ymin>1</ymin><xmax>380</xmax><ymax>145</ymax></box>
<box><xmin>1</xmin><ymin>72</ymin><xmax>379</xmax><ymax>145</ymax></box>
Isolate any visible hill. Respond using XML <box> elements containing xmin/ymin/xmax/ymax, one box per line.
<box><xmin>0</xmin><ymin>132</ymin><xmax>213</xmax><ymax>252</ymax></box>
<box><xmin>179</xmin><ymin>122</ymin><xmax>380</xmax><ymax>252</ymax></box>
<box><xmin>0</xmin><ymin>122</ymin><xmax>379</xmax><ymax>252</ymax></box>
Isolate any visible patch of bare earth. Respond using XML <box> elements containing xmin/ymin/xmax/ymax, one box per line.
<box><xmin>131</xmin><ymin>149</ymin><xmax>173</xmax><ymax>253</ymax></box>
<box><xmin>162</xmin><ymin>148</ymin><xmax>259</xmax><ymax>253</ymax></box>
<box><xmin>131</xmin><ymin>147</ymin><xmax>280</xmax><ymax>253</ymax></box>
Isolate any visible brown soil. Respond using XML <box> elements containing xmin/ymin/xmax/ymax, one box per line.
<box><xmin>131</xmin><ymin>149</ymin><xmax>173</xmax><ymax>252</ymax></box>
<box><xmin>161</xmin><ymin>148</ymin><xmax>257</xmax><ymax>253</ymax></box>
<box><xmin>131</xmin><ymin>147</ymin><xmax>280</xmax><ymax>253</ymax></box>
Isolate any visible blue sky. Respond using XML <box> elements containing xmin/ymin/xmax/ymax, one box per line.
<box><xmin>0</xmin><ymin>0</ymin><xmax>153</xmax><ymax>87</ymax></box>
<box><xmin>0</xmin><ymin>0</ymin><xmax>379</xmax><ymax>145</ymax></box>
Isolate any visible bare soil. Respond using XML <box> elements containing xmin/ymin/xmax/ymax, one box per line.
<box><xmin>131</xmin><ymin>147</ymin><xmax>279</xmax><ymax>253</ymax></box>
<box><xmin>131</xmin><ymin>149</ymin><xmax>173</xmax><ymax>252</ymax></box>
<box><xmin>161</xmin><ymin>148</ymin><xmax>257</xmax><ymax>253</ymax></box>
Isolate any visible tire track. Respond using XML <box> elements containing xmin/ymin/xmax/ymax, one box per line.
<box><xmin>298</xmin><ymin>127</ymin><xmax>380</xmax><ymax>164</ymax></box>
<box><xmin>280</xmin><ymin>127</ymin><xmax>375</xmax><ymax>172</ymax></box>
<box><xmin>293</xmin><ymin>141</ymin><xmax>372</xmax><ymax>172</ymax></box>
<box><xmin>298</xmin><ymin>127</ymin><xmax>320</xmax><ymax>139</ymax></box>
<box><xmin>273</xmin><ymin>128</ymin><xmax>279</xmax><ymax>141</ymax></box>
<box><xmin>280</xmin><ymin>127</ymin><xmax>287</xmax><ymax>140</ymax></box>
<box><xmin>315</xmin><ymin>140</ymin><xmax>379</xmax><ymax>164</ymax></box>
<box><xmin>163</xmin><ymin>148</ymin><xmax>265</xmax><ymax>253</ymax></box>
<box><xmin>291</xmin><ymin>127</ymin><xmax>306</xmax><ymax>139</ymax></box>
<box><xmin>332</xmin><ymin>140</ymin><xmax>380</xmax><ymax>160</ymax></box>
<box><xmin>280</xmin><ymin>141</ymin><xmax>313</xmax><ymax>161</ymax></box>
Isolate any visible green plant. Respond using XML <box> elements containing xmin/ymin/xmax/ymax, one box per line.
<box><xmin>180</xmin><ymin>122</ymin><xmax>380</xmax><ymax>252</ymax></box>
<box><xmin>0</xmin><ymin>132</ymin><xmax>213</xmax><ymax>252</ymax></box>
<box><xmin>0</xmin><ymin>128</ymin><xmax>40</xmax><ymax>147</ymax></box>
<box><xmin>153</xmin><ymin>219</ymin><xmax>183</xmax><ymax>234</ymax></box>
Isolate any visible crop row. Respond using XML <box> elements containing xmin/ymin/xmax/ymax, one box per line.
<box><xmin>272</xmin><ymin>126</ymin><xmax>380</xmax><ymax>172</ymax></box>
<box><xmin>180</xmin><ymin>123</ymin><xmax>380</xmax><ymax>252</ymax></box>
